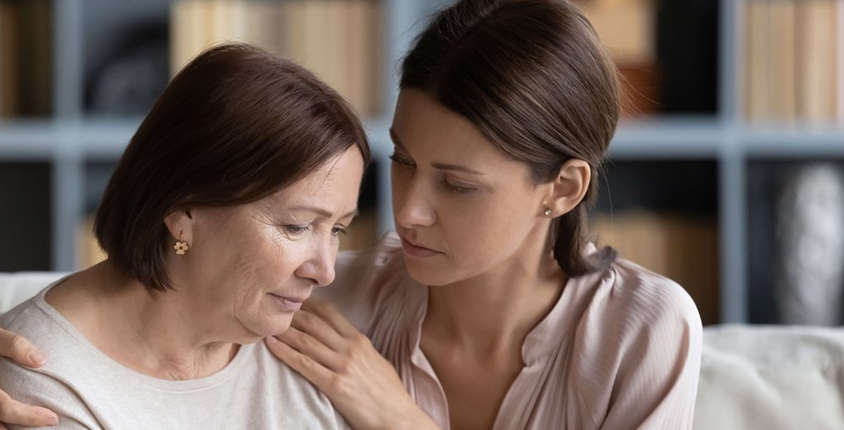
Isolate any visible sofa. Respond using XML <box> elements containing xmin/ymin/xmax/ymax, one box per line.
<box><xmin>1</xmin><ymin>272</ymin><xmax>842</xmax><ymax>430</ymax></box>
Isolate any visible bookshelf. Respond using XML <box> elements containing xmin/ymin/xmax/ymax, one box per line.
<box><xmin>0</xmin><ymin>0</ymin><xmax>842</xmax><ymax>324</ymax></box>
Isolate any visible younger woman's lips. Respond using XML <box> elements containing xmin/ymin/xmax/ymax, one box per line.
<box><xmin>401</xmin><ymin>238</ymin><xmax>441</xmax><ymax>258</ymax></box>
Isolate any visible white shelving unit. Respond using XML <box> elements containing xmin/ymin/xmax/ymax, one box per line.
<box><xmin>0</xmin><ymin>0</ymin><xmax>842</xmax><ymax>324</ymax></box>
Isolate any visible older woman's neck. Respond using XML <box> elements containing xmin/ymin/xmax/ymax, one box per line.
<box><xmin>46</xmin><ymin>260</ymin><xmax>240</xmax><ymax>380</ymax></box>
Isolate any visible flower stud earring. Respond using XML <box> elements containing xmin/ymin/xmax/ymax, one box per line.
<box><xmin>174</xmin><ymin>231</ymin><xmax>189</xmax><ymax>255</ymax></box>
<box><xmin>543</xmin><ymin>208</ymin><xmax>553</xmax><ymax>217</ymax></box>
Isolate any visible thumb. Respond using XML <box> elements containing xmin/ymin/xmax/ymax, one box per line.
<box><xmin>0</xmin><ymin>329</ymin><xmax>45</xmax><ymax>368</ymax></box>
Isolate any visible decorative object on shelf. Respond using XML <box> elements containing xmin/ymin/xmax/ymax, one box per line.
<box><xmin>774</xmin><ymin>164</ymin><xmax>844</xmax><ymax>325</ymax></box>
<box><xmin>87</xmin><ymin>26</ymin><xmax>169</xmax><ymax>116</ymax></box>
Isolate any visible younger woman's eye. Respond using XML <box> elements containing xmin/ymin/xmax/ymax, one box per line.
<box><xmin>389</xmin><ymin>153</ymin><xmax>415</xmax><ymax>167</ymax></box>
<box><xmin>443</xmin><ymin>179</ymin><xmax>476</xmax><ymax>195</ymax></box>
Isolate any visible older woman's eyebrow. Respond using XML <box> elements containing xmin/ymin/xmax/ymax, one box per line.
<box><xmin>389</xmin><ymin>129</ymin><xmax>484</xmax><ymax>176</ymax></box>
<box><xmin>288</xmin><ymin>206</ymin><xmax>359</xmax><ymax>220</ymax></box>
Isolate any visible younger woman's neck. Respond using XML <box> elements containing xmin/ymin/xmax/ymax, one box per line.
<box><xmin>423</xmin><ymin>237</ymin><xmax>566</xmax><ymax>359</ymax></box>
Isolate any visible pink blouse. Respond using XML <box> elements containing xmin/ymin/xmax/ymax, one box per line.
<box><xmin>321</xmin><ymin>233</ymin><xmax>702</xmax><ymax>430</ymax></box>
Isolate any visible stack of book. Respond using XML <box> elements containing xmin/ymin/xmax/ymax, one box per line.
<box><xmin>0</xmin><ymin>0</ymin><xmax>53</xmax><ymax>118</ymax></box>
<box><xmin>591</xmin><ymin>210</ymin><xmax>720</xmax><ymax>325</ymax></box>
<box><xmin>170</xmin><ymin>0</ymin><xmax>382</xmax><ymax>118</ymax></box>
<box><xmin>744</xmin><ymin>0</ymin><xmax>843</xmax><ymax>124</ymax></box>
<box><xmin>575</xmin><ymin>0</ymin><xmax>660</xmax><ymax>116</ymax></box>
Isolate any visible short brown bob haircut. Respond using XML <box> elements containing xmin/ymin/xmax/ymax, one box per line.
<box><xmin>94</xmin><ymin>43</ymin><xmax>371</xmax><ymax>292</ymax></box>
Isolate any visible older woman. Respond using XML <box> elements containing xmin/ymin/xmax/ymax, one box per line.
<box><xmin>0</xmin><ymin>43</ymin><xmax>367</xmax><ymax>429</ymax></box>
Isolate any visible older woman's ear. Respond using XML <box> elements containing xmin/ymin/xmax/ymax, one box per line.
<box><xmin>163</xmin><ymin>210</ymin><xmax>194</xmax><ymax>249</ymax></box>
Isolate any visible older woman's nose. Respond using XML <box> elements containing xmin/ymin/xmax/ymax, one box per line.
<box><xmin>295</xmin><ymin>241</ymin><xmax>337</xmax><ymax>287</ymax></box>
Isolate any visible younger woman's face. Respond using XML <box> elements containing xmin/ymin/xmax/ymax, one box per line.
<box><xmin>390</xmin><ymin>89</ymin><xmax>554</xmax><ymax>286</ymax></box>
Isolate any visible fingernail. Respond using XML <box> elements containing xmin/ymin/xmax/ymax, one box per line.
<box><xmin>266</xmin><ymin>336</ymin><xmax>279</xmax><ymax>344</ymax></box>
<box><xmin>28</xmin><ymin>350</ymin><xmax>46</xmax><ymax>365</ymax></box>
<box><xmin>40</xmin><ymin>410</ymin><xmax>58</xmax><ymax>426</ymax></box>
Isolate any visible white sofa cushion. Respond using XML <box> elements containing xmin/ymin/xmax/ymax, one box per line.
<box><xmin>0</xmin><ymin>272</ymin><xmax>65</xmax><ymax>313</ymax></box>
<box><xmin>695</xmin><ymin>325</ymin><xmax>844</xmax><ymax>430</ymax></box>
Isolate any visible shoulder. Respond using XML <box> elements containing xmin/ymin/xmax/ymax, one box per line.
<box><xmin>1</xmin><ymin>294</ymin><xmax>66</xmax><ymax>353</ymax></box>
<box><xmin>589</xmin><ymin>260</ymin><xmax>703</xmax><ymax>427</ymax></box>
<box><xmin>252</xmin><ymin>344</ymin><xmax>349</xmax><ymax>429</ymax></box>
<box><xmin>569</xmin><ymin>257</ymin><xmax>702</xmax><ymax>369</ymax></box>
<box><xmin>2</xmin><ymin>292</ymin><xmax>85</xmax><ymax>363</ymax></box>
<box><xmin>599</xmin><ymin>257</ymin><xmax>701</xmax><ymax>335</ymax></box>
<box><xmin>0</xmin><ymin>355</ymin><xmax>99</xmax><ymax>429</ymax></box>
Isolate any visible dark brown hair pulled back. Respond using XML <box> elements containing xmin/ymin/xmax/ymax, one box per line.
<box><xmin>399</xmin><ymin>0</ymin><xmax>619</xmax><ymax>277</ymax></box>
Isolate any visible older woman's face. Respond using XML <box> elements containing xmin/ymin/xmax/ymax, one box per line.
<box><xmin>174</xmin><ymin>146</ymin><xmax>364</xmax><ymax>342</ymax></box>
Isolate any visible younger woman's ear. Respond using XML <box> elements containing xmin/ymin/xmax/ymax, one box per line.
<box><xmin>163</xmin><ymin>209</ymin><xmax>194</xmax><ymax>244</ymax></box>
<box><xmin>543</xmin><ymin>159</ymin><xmax>591</xmax><ymax>217</ymax></box>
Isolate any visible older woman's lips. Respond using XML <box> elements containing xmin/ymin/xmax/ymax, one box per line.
<box><xmin>268</xmin><ymin>293</ymin><xmax>305</xmax><ymax>312</ymax></box>
<box><xmin>401</xmin><ymin>238</ymin><xmax>441</xmax><ymax>258</ymax></box>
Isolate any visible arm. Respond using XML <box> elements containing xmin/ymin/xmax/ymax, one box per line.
<box><xmin>265</xmin><ymin>299</ymin><xmax>441</xmax><ymax>430</ymax></box>
<box><xmin>0</xmin><ymin>328</ymin><xmax>59</xmax><ymax>428</ymax></box>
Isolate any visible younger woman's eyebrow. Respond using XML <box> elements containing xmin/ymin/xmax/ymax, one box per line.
<box><xmin>389</xmin><ymin>129</ymin><xmax>484</xmax><ymax>176</ymax></box>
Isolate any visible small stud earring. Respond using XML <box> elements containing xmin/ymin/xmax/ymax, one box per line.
<box><xmin>174</xmin><ymin>230</ymin><xmax>189</xmax><ymax>255</ymax></box>
<box><xmin>543</xmin><ymin>208</ymin><xmax>553</xmax><ymax>217</ymax></box>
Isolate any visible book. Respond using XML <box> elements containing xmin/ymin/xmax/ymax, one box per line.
<box><xmin>170</xmin><ymin>0</ymin><xmax>382</xmax><ymax>116</ymax></box>
<box><xmin>0</xmin><ymin>1</ymin><xmax>18</xmax><ymax>117</ymax></box>
<box><xmin>576</xmin><ymin>0</ymin><xmax>656</xmax><ymax>66</ymax></box>
<box><xmin>16</xmin><ymin>0</ymin><xmax>52</xmax><ymax>116</ymax></box>
<box><xmin>744</xmin><ymin>0</ymin><xmax>770</xmax><ymax>122</ymax></box>
<box><xmin>796</xmin><ymin>0</ymin><xmax>837</xmax><ymax>124</ymax></box>
<box><xmin>244</xmin><ymin>1</ymin><xmax>283</xmax><ymax>56</ymax></box>
<box><xmin>838</xmin><ymin>0</ymin><xmax>844</xmax><ymax>123</ymax></box>
<box><xmin>768</xmin><ymin>0</ymin><xmax>796</xmax><ymax>122</ymax></box>
<box><xmin>77</xmin><ymin>215</ymin><xmax>108</xmax><ymax>270</ymax></box>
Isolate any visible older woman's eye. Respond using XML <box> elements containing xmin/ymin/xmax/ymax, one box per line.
<box><xmin>331</xmin><ymin>226</ymin><xmax>348</xmax><ymax>237</ymax></box>
<box><xmin>282</xmin><ymin>225</ymin><xmax>310</xmax><ymax>236</ymax></box>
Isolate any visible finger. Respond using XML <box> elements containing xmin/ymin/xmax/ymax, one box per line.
<box><xmin>289</xmin><ymin>310</ymin><xmax>346</xmax><ymax>351</ymax></box>
<box><xmin>0</xmin><ymin>329</ymin><xmax>46</xmax><ymax>368</ymax></box>
<box><xmin>264</xmin><ymin>336</ymin><xmax>336</xmax><ymax>391</ymax></box>
<box><xmin>276</xmin><ymin>327</ymin><xmax>345</xmax><ymax>371</ymax></box>
<box><xmin>0</xmin><ymin>392</ymin><xmax>58</xmax><ymax>427</ymax></box>
<box><xmin>301</xmin><ymin>299</ymin><xmax>360</xmax><ymax>338</ymax></box>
